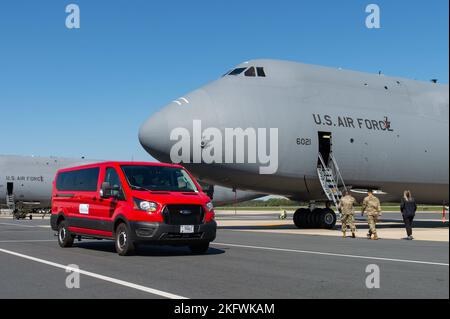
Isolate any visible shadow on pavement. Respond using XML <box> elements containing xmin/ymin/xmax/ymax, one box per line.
<box><xmin>73</xmin><ymin>240</ymin><xmax>225</xmax><ymax>257</ymax></box>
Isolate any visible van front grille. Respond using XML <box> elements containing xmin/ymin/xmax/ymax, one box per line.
<box><xmin>162</xmin><ymin>205</ymin><xmax>204</xmax><ymax>225</ymax></box>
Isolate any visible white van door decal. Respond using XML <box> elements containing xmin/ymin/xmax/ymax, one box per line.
<box><xmin>79</xmin><ymin>204</ymin><xmax>89</xmax><ymax>215</ymax></box>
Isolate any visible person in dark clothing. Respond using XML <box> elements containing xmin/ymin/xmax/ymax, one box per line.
<box><xmin>400</xmin><ymin>190</ymin><xmax>417</xmax><ymax>240</ymax></box>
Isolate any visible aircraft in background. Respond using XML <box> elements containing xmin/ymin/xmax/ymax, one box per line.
<box><xmin>200</xmin><ymin>182</ymin><xmax>265</xmax><ymax>206</ymax></box>
<box><xmin>0</xmin><ymin>155</ymin><xmax>97</xmax><ymax>218</ymax></box>
<box><xmin>0</xmin><ymin>155</ymin><xmax>263</xmax><ymax>219</ymax></box>
<box><xmin>139</xmin><ymin>59</ymin><xmax>449</xmax><ymax>229</ymax></box>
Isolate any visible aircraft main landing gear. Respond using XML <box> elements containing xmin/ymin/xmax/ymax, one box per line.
<box><xmin>12</xmin><ymin>209</ymin><xmax>32</xmax><ymax>220</ymax></box>
<box><xmin>293</xmin><ymin>207</ymin><xmax>337</xmax><ymax>229</ymax></box>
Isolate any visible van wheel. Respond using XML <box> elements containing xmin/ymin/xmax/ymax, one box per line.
<box><xmin>189</xmin><ymin>243</ymin><xmax>210</xmax><ymax>254</ymax></box>
<box><xmin>115</xmin><ymin>223</ymin><xmax>135</xmax><ymax>256</ymax></box>
<box><xmin>58</xmin><ymin>221</ymin><xmax>74</xmax><ymax>248</ymax></box>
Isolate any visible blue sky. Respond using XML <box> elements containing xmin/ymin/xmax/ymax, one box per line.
<box><xmin>0</xmin><ymin>0</ymin><xmax>448</xmax><ymax>162</ymax></box>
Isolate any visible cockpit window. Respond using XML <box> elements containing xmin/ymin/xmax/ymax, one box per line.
<box><xmin>228</xmin><ymin>68</ymin><xmax>247</xmax><ymax>76</ymax></box>
<box><xmin>226</xmin><ymin>66</ymin><xmax>266</xmax><ymax>77</ymax></box>
<box><xmin>245</xmin><ymin>67</ymin><xmax>256</xmax><ymax>77</ymax></box>
<box><xmin>256</xmin><ymin>67</ymin><xmax>266</xmax><ymax>77</ymax></box>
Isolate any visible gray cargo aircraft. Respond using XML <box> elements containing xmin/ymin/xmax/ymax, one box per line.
<box><xmin>0</xmin><ymin>155</ymin><xmax>96</xmax><ymax>218</ymax></box>
<box><xmin>139</xmin><ymin>59</ymin><xmax>449</xmax><ymax>228</ymax></box>
<box><xmin>0</xmin><ymin>155</ymin><xmax>262</xmax><ymax>218</ymax></box>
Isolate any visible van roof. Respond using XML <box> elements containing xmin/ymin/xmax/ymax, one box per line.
<box><xmin>57</xmin><ymin>161</ymin><xmax>184</xmax><ymax>173</ymax></box>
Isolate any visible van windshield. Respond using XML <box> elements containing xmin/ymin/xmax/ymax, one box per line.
<box><xmin>121</xmin><ymin>166</ymin><xmax>199</xmax><ymax>193</ymax></box>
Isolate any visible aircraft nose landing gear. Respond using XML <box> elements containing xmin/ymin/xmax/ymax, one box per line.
<box><xmin>293</xmin><ymin>207</ymin><xmax>337</xmax><ymax>229</ymax></box>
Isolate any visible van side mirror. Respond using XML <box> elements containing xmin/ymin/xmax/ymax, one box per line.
<box><xmin>111</xmin><ymin>185</ymin><xmax>121</xmax><ymax>198</ymax></box>
<box><xmin>100</xmin><ymin>182</ymin><xmax>112</xmax><ymax>199</ymax></box>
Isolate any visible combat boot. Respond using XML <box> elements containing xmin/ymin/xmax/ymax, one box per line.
<box><xmin>351</xmin><ymin>232</ymin><xmax>356</xmax><ymax>238</ymax></box>
<box><xmin>342</xmin><ymin>231</ymin><xmax>346</xmax><ymax>238</ymax></box>
<box><xmin>371</xmin><ymin>234</ymin><xmax>379</xmax><ymax>240</ymax></box>
<box><xmin>367</xmin><ymin>233</ymin><xmax>372</xmax><ymax>239</ymax></box>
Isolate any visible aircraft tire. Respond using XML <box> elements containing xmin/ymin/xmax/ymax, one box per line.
<box><xmin>293</xmin><ymin>208</ymin><xmax>309</xmax><ymax>228</ymax></box>
<box><xmin>294</xmin><ymin>208</ymin><xmax>335</xmax><ymax>229</ymax></box>
<box><xmin>305</xmin><ymin>211</ymin><xmax>314</xmax><ymax>228</ymax></box>
<box><xmin>299</xmin><ymin>210</ymin><xmax>310</xmax><ymax>227</ymax></box>
<box><xmin>310</xmin><ymin>210</ymin><xmax>318</xmax><ymax>228</ymax></box>
<box><xmin>303</xmin><ymin>210</ymin><xmax>315</xmax><ymax>228</ymax></box>
<box><xmin>293</xmin><ymin>209</ymin><xmax>302</xmax><ymax>227</ymax></box>
<box><xmin>321</xmin><ymin>208</ymin><xmax>337</xmax><ymax>229</ymax></box>
<box><xmin>293</xmin><ymin>210</ymin><xmax>301</xmax><ymax>227</ymax></box>
<box><xmin>311</xmin><ymin>208</ymin><xmax>324</xmax><ymax>228</ymax></box>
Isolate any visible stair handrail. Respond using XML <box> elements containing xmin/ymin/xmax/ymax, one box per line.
<box><xmin>317</xmin><ymin>152</ymin><xmax>338</xmax><ymax>201</ymax></box>
<box><xmin>318</xmin><ymin>152</ymin><xmax>327</xmax><ymax>170</ymax></box>
<box><xmin>330</xmin><ymin>154</ymin><xmax>348</xmax><ymax>193</ymax></box>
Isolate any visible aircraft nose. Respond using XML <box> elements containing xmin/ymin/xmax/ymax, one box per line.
<box><xmin>139</xmin><ymin>89</ymin><xmax>217</xmax><ymax>163</ymax></box>
<box><xmin>139</xmin><ymin>108</ymin><xmax>172</xmax><ymax>162</ymax></box>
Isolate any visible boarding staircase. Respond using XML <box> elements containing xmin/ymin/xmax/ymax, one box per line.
<box><xmin>317</xmin><ymin>153</ymin><xmax>348</xmax><ymax>214</ymax></box>
<box><xmin>6</xmin><ymin>194</ymin><xmax>15</xmax><ymax>211</ymax></box>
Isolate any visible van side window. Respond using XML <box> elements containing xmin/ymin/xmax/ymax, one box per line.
<box><xmin>56</xmin><ymin>168</ymin><xmax>99</xmax><ymax>192</ymax></box>
<box><xmin>104</xmin><ymin>168</ymin><xmax>126</xmax><ymax>200</ymax></box>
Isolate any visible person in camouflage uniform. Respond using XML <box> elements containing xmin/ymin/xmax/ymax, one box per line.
<box><xmin>339</xmin><ymin>191</ymin><xmax>357</xmax><ymax>238</ymax></box>
<box><xmin>361</xmin><ymin>190</ymin><xmax>382</xmax><ymax>240</ymax></box>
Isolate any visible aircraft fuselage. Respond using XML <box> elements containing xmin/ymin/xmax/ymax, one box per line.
<box><xmin>139</xmin><ymin>60</ymin><xmax>449</xmax><ymax>204</ymax></box>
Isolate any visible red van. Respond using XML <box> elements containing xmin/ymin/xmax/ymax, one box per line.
<box><xmin>50</xmin><ymin>162</ymin><xmax>217</xmax><ymax>256</ymax></box>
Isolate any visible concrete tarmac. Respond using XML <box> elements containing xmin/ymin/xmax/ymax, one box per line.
<box><xmin>216</xmin><ymin>210</ymin><xmax>449</xmax><ymax>242</ymax></box>
<box><xmin>0</xmin><ymin>217</ymin><xmax>448</xmax><ymax>299</ymax></box>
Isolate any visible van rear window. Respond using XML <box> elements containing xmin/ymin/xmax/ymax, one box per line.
<box><xmin>56</xmin><ymin>168</ymin><xmax>100</xmax><ymax>192</ymax></box>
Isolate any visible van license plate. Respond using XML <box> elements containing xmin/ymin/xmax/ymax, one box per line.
<box><xmin>180</xmin><ymin>225</ymin><xmax>194</xmax><ymax>234</ymax></box>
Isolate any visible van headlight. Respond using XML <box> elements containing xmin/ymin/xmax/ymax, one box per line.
<box><xmin>205</xmin><ymin>201</ymin><xmax>214</xmax><ymax>212</ymax></box>
<box><xmin>133</xmin><ymin>198</ymin><xmax>158</xmax><ymax>213</ymax></box>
